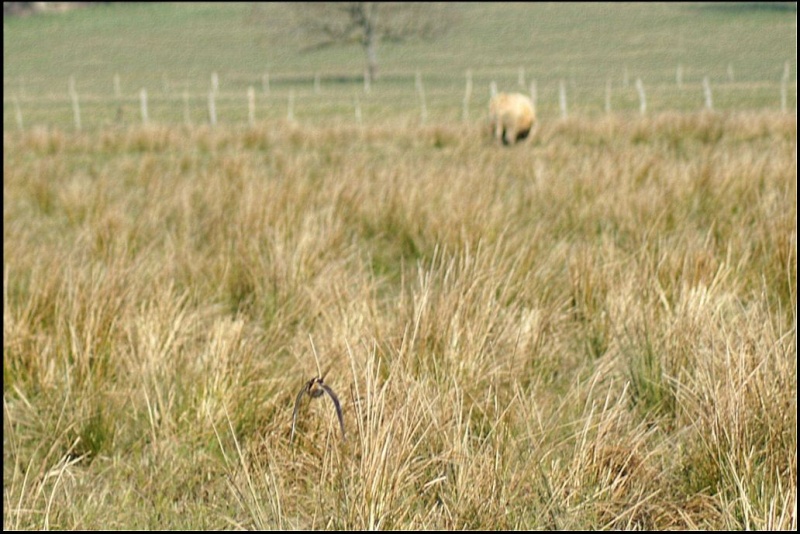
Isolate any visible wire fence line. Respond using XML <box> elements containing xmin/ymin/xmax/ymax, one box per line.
<box><xmin>3</xmin><ymin>67</ymin><xmax>797</xmax><ymax>132</ymax></box>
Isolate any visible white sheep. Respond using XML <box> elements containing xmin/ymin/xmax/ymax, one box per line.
<box><xmin>488</xmin><ymin>92</ymin><xmax>536</xmax><ymax>145</ymax></box>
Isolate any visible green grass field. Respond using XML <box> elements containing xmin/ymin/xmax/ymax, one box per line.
<box><xmin>3</xmin><ymin>2</ymin><xmax>797</xmax><ymax>129</ymax></box>
<box><xmin>3</xmin><ymin>3</ymin><xmax>798</xmax><ymax>531</ymax></box>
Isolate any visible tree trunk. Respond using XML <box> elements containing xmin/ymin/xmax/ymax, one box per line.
<box><xmin>365</xmin><ymin>40</ymin><xmax>378</xmax><ymax>83</ymax></box>
<box><xmin>364</xmin><ymin>22</ymin><xmax>378</xmax><ymax>82</ymax></box>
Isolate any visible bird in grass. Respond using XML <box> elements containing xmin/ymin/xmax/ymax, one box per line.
<box><xmin>290</xmin><ymin>374</ymin><xmax>346</xmax><ymax>443</ymax></box>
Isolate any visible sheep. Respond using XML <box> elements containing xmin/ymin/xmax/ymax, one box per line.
<box><xmin>488</xmin><ymin>92</ymin><xmax>536</xmax><ymax>145</ymax></box>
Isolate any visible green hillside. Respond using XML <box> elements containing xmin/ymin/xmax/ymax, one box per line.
<box><xmin>2</xmin><ymin>2</ymin><xmax>797</xmax><ymax>126</ymax></box>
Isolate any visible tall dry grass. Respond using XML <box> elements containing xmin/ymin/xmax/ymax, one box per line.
<box><xmin>3</xmin><ymin>111</ymin><xmax>796</xmax><ymax>529</ymax></box>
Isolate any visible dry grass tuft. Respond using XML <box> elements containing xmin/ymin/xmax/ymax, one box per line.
<box><xmin>3</xmin><ymin>112</ymin><xmax>796</xmax><ymax>529</ymax></box>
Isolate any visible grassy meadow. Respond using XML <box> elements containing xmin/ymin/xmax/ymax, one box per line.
<box><xmin>4</xmin><ymin>112</ymin><xmax>796</xmax><ymax>530</ymax></box>
<box><xmin>3</xmin><ymin>2</ymin><xmax>798</xmax><ymax>531</ymax></box>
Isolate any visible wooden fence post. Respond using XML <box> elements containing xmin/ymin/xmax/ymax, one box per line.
<box><xmin>636</xmin><ymin>78</ymin><xmax>646</xmax><ymax>115</ymax></box>
<box><xmin>415</xmin><ymin>70</ymin><xmax>427</xmax><ymax>124</ymax></box>
<box><xmin>13</xmin><ymin>95</ymin><xmax>23</xmax><ymax>131</ymax></box>
<box><xmin>140</xmin><ymin>88</ymin><xmax>148</xmax><ymax>125</ymax></box>
<box><xmin>781</xmin><ymin>61</ymin><xmax>790</xmax><ymax>112</ymax></box>
<box><xmin>248</xmin><ymin>86</ymin><xmax>255</xmax><ymax>126</ymax></box>
<box><xmin>462</xmin><ymin>69</ymin><xmax>472</xmax><ymax>122</ymax></box>
<box><xmin>183</xmin><ymin>90</ymin><xmax>192</xmax><ymax>125</ymax></box>
<box><xmin>69</xmin><ymin>76</ymin><xmax>81</xmax><ymax>131</ymax></box>
<box><xmin>208</xmin><ymin>90</ymin><xmax>217</xmax><ymax>126</ymax></box>
<box><xmin>703</xmin><ymin>76</ymin><xmax>713</xmax><ymax>111</ymax></box>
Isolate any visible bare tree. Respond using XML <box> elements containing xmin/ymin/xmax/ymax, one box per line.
<box><xmin>290</xmin><ymin>2</ymin><xmax>454</xmax><ymax>83</ymax></box>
